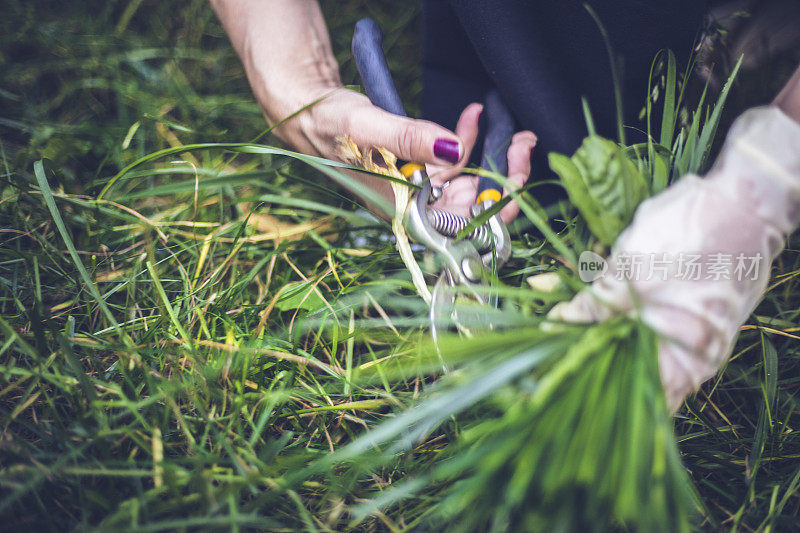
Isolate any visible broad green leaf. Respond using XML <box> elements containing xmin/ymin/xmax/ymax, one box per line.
<box><xmin>550</xmin><ymin>136</ymin><xmax>648</xmax><ymax>246</ymax></box>
<box><xmin>550</xmin><ymin>151</ymin><xmax>621</xmax><ymax>246</ymax></box>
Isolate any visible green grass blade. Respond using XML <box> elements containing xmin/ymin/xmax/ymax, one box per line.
<box><xmin>581</xmin><ymin>97</ymin><xmax>596</xmax><ymax>137</ymax></box>
<box><xmin>585</xmin><ymin>3</ymin><xmax>625</xmax><ymax>145</ymax></box>
<box><xmin>660</xmin><ymin>50</ymin><xmax>678</xmax><ymax>149</ymax></box>
<box><xmin>145</xmin><ymin>260</ymin><xmax>192</xmax><ymax>347</ymax></box>
<box><xmin>34</xmin><ymin>160</ymin><xmax>130</xmax><ymax>345</ymax></box>
<box><xmin>691</xmin><ymin>55</ymin><xmax>743</xmax><ymax>172</ymax></box>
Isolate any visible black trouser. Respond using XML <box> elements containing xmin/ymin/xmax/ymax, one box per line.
<box><xmin>422</xmin><ymin>0</ymin><xmax>708</xmax><ymax>188</ymax></box>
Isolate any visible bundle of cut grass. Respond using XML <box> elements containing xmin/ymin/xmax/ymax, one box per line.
<box><xmin>330</xmin><ymin>320</ymin><xmax>689</xmax><ymax>532</ymax></box>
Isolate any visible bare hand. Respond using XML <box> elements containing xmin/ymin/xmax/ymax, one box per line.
<box><xmin>426</xmin><ymin>103</ymin><xmax>537</xmax><ymax>224</ymax></box>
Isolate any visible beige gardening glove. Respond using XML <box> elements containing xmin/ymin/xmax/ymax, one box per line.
<box><xmin>549</xmin><ymin>106</ymin><xmax>800</xmax><ymax>412</ymax></box>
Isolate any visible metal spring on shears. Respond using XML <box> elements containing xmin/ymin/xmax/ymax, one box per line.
<box><xmin>426</xmin><ymin>208</ymin><xmax>493</xmax><ymax>252</ymax></box>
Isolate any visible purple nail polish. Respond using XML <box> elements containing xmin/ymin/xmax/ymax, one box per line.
<box><xmin>433</xmin><ymin>138</ymin><xmax>460</xmax><ymax>164</ymax></box>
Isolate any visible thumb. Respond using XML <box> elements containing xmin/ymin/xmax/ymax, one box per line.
<box><xmin>350</xmin><ymin>106</ymin><xmax>463</xmax><ymax>166</ymax></box>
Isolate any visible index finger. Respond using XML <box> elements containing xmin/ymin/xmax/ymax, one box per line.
<box><xmin>499</xmin><ymin>131</ymin><xmax>537</xmax><ymax>224</ymax></box>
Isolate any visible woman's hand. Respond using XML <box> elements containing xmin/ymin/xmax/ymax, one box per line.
<box><xmin>275</xmin><ymin>86</ymin><xmax>465</xmax><ymax>174</ymax></box>
<box><xmin>269</xmin><ymin>86</ymin><xmax>468</xmax><ymax>208</ymax></box>
<box><xmin>211</xmin><ymin>0</ymin><xmax>464</xmax><ymax>209</ymax></box>
<box><xmin>426</xmin><ymin>103</ymin><xmax>538</xmax><ymax>224</ymax></box>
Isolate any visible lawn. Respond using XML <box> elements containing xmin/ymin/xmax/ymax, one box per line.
<box><xmin>2</xmin><ymin>1</ymin><xmax>800</xmax><ymax>531</ymax></box>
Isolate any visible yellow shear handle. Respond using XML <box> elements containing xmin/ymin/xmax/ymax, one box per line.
<box><xmin>400</xmin><ymin>162</ymin><xmax>425</xmax><ymax>179</ymax></box>
<box><xmin>401</xmin><ymin>162</ymin><xmax>502</xmax><ymax>203</ymax></box>
<box><xmin>476</xmin><ymin>189</ymin><xmax>502</xmax><ymax>204</ymax></box>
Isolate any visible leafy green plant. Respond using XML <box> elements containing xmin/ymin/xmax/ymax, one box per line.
<box><xmin>549</xmin><ymin>136</ymin><xmax>648</xmax><ymax>246</ymax></box>
<box><xmin>549</xmin><ymin>52</ymin><xmax>743</xmax><ymax>249</ymax></box>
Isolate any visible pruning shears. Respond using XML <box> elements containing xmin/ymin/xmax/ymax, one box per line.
<box><xmin>352</xmin><ymin>18</ymin><xmax>514</xmax><ymax>320</ymax></box>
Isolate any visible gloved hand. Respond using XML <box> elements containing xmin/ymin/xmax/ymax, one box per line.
<box><xmin>549</xmin><ymin>106</ymin><xmax>800</xmax><ymax>412</ymax></box>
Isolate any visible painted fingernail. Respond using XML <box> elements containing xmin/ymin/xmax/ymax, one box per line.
<box><xmin>433</xmin><ymin>138</ymin><xmax>460</xmax><ymax>164</ymax></box>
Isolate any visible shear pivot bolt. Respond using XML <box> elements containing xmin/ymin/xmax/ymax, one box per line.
<box><xmin>461</xmin><ymin>257</ymin><xmax>483</xmax><ymax>282</ymax></box>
